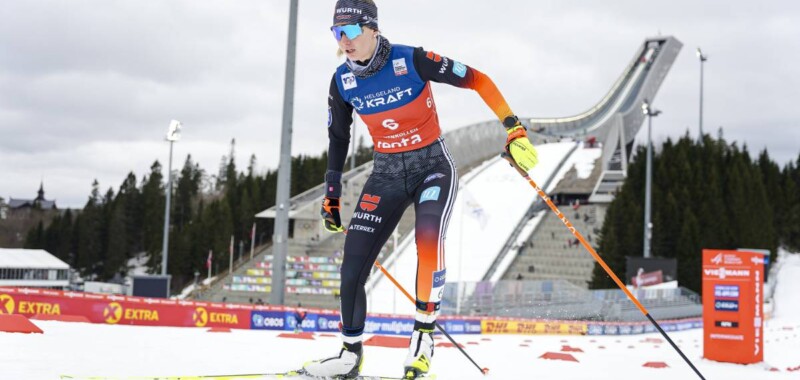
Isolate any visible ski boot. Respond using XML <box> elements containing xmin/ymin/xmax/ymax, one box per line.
<box><xmin>303</xmin><ymin>342</ymin><xmax>364</xmax><ymax>379</ymax></box>
<box><xmin>403</xmin><ymin>329</ymin><xmax>434</xmax><ymax>379</ymax></box>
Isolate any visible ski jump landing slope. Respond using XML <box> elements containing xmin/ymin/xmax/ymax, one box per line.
<box><xmin>366</xmin><ymin>141</ymin><xmax>590</xmax><ymax>315</ymax></box>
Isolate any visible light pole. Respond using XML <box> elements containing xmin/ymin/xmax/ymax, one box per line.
<box><xmin>162</xmin><ymin>120</ymin><xmax>182</xmax><ymax>275</ymax></box>
<box><xmin>641</xmin><ymin>100</ymin><xmax>660</xmax><ymax>259</ymax></box>
<box><xmin>696</xmin><ymin>47</ymin><xmax>708</xmax><ymax>141</ymax></box>
<box><xmin>272</xmin><ymin>0</ymin><xmax>299</xmax><ymax>305</ymax></box>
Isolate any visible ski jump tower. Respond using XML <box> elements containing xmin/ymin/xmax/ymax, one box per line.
<box><xmin>526</xmin><ymin>36</ymin><xmax>683</xmax><ymax>202</ymax></box>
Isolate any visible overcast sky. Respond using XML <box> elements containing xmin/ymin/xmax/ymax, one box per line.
<box><xmin>2</xmin><ymin>0</ymin><xmax>798</xmax><ymax>208</ymax></box>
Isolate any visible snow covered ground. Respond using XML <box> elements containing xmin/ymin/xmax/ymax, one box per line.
<box><xmin>3</xmin><ymin>252</ymin><xmax>798</xmax><ymax>380</ymax></box>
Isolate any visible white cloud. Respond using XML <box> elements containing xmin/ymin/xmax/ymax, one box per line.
<box><xmin>1</xmin><ymin>0</ymin><xmax>799</xmax><ymax>207</ymax></box>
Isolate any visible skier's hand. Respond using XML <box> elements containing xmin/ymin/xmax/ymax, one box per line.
<box><xmin>503</xmin><ymin>116</ymin><xmax>539</xmax><ymax>172</ymax></box>
<box><xmin>321</xmin><ymin>196</ymin><xmax>345</xmax><ymax>233</ymax></box>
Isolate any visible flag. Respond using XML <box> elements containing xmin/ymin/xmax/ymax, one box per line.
<box><xmin>462</xmin><ymin>189</ymin><xmax>488</xmax><ymax>229</ymax></box>
<box><xmin>206</xmin><ymin>250</ymin><xmax>213</xmax><ymax>269</ymax></box>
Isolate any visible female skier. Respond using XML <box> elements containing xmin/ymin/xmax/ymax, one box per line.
<box><xmin>304</xmin><ymin>0</ymin><xmax>539</xmax><ymax>378</ymax></box>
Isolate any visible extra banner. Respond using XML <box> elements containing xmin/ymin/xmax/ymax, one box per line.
<box><xmin>0</xmin><ymin>287</ymin><xmax>253</xmax><ymax>329</ymax></box>
<box><xmin>702</xmin><ymin>249</ymin><xmax>765</xmax><ymax>364</ymax></box>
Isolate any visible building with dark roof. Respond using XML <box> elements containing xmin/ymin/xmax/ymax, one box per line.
<box><xmin>8</xmin><ymin>182</ymin><xmax>57</xmax><ymax>210</ymax></box>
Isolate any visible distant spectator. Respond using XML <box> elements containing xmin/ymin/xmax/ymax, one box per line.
<box><xmin>294</xmin><ymin>303</ymin><xmax>307</xmax><ymax>333</ymax></box>
<box><xmin>516</xmin><ymin>273</ymin><xmax>523</xmax><ymax>280</ymax></box>
<box><xmin>249</xmin><ymin>297</ymin><xmax>254</xmax><ymax>304</ymax></box>
<box><xmin>256</xmin><ymin>298</ymin><xmax>264</xmax><ymax>305</ymax></box>
<box><xmin>527</xmin><ymin>265</ymin><xmax>535</xmax><ymax>273</ymax></box>
<box><xmin>551</xmin><ymin>232</ymin><xmax>555</xmax><ymax>239</ymax></box>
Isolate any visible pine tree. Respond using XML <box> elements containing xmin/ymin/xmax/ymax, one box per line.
<box><xmin>677</xmin><ymin>206</ymin><xmax>702</xmax><ymax>293</ymax></box>
<box><xmin>141</xmin><ymin>162</ymin><xmax>165</xmax><ymax>273</ymax></box>
<box><xmin>76</xmin><ymin>180</ymin><xmax>103</xmax><ymax>277</ymax></box>
<box><xmin>783</xmin><ymin>163</ymin><xmax>800</xmax><ymax>251</ymax></box>
<box><xmin>24</xmin><ymin>221</ymin><xmax>45</xmax><ymax>249</ymax></box>
<box><xmin>105</xmin><ymin>201</ymin><xmax>129</xmax><ymax>279</ymax></box>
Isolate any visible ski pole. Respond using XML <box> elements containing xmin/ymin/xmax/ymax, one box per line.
<box><xmin>373</xmin><ymin>260</ymin><xmax>489</xmax><ymax>376</ymax></box>
<box><xmin>500</xmin><ymin>152</ymin><xmax>706</xmax><ymax>380</ymax></box>
<box><xmin>341</xmin><ymin>228</ymin><xmax>488</xmax><ymax>374</ymax></box>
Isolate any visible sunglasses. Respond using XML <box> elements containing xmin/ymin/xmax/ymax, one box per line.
<box><xmin>331</xmin><ymin>24</ymin><xmax>362</xmax><ymax>41</ymax></box>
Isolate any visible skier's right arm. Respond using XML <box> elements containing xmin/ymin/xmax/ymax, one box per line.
<box><xmin>322</xmin><ymin>74</ymin><xmax>353</xmax><ymax>233</ymax></box>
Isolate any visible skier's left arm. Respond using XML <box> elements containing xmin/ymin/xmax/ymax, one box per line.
<box><xmin>412</xmin><ymin>47</ymin><xmax>538</xmax><ymax>171</ymax></box>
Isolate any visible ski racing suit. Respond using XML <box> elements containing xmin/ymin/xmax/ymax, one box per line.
<box><xmin>326</xmin><ymin>38</ymin><xmax>520</xmax><ymax>342</ymax></box>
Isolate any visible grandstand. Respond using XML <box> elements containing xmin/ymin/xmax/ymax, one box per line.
<box><xmin>194</xmin><ymin>36</ymin><xmax>699</xmax><ymax>321</ymax></box>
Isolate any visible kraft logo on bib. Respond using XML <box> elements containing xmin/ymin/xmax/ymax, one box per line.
<box><xmin>341</xmin><ymin>72</ymin><xmax>357</xmax><ymax>90</ymax></box>
<box><xmin>420</xmin><ymin>186</ymin><xmax>441</xmax><ymax>203</ymax></box>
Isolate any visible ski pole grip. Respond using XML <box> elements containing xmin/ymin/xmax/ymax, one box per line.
<box><xmin>500</xmin><ymin>151</ymin><xmax>528</xmax><ymax>177</ymax></box>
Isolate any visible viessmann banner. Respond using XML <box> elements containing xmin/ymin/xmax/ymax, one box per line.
<box><xmin>702</xmin><ymin>249</ymin><xmax>764</xmax><ymax>364</ymax></box>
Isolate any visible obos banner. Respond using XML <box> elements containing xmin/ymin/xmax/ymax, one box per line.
<box><xmin>250</xmin><ymin>310</ymin><xmax>340</xmax><ymax>332</ymax></box>
<box><xmin>702</xmin><ymin>249</ymin><xmax>764</xmax><ymax>364</ymax></box>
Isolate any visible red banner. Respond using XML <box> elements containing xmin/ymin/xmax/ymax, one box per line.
<box><xmin>0</xmin><ymin>287</ymin><xmax>267</xmax><ymax>329</ymax></box>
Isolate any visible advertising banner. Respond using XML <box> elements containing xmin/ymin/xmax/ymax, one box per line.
<box><xmin>702</xmin><ymin>249</ymin><xmax>764</xmax><ymax>364</ymax></box>
<box><xmin>363</xmin><ymin>316</ymin><xmax>416</xmax><ymax>336</ymax></box>
<box><xmin>249</xmin><ymin>310</ymin><xmax>341</xmax><ymax>332</ymax></box>
<box><xmin>440</xmin><ymin>319</ymin><xmax>482</xmax><ymax>335</ymax></box>
<box><xmin>0</xmin><ymin>287</ymin><xmax>252</xmax><ymax>329</ymax></box>
<box><xmin>481</xmin><ymin>319</ymin><xmax>587</xmax><ymax>335</ymax></box>
<box><xmin>625</xmin><ymin>257</ymin><xmax>677</xmax><ymax>286</ymax></box>
<box><xmin>586</xmin><ymin>319</ymin><xmax>702</xmax><ymax>336</ymax></box>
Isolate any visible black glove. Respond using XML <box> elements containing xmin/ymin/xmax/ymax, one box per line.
<box><xmin>321</xmin><ymin>196</ymin><xmax>344</xmax><ymax>233</ymax></box>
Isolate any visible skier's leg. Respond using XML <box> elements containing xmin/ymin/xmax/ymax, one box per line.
<box><xmin>405</xmin><ymin>153</ymin><xmax>458</xmax><ymax>376</ymax></box>
<box><xmin>304</xmin><ymin>173</ymin><xmax>411</xmax><ymax>377</ymax></box>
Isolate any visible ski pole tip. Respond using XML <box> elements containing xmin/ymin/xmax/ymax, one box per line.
<box><xmin>482</xmin><ymin>367</ymin><xmax>489</xmax><ymax>375</ymax></box>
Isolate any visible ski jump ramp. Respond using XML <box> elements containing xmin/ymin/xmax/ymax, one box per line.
<box><xmin>367</xmin><ymin>37</ymin><xmax>682</xmax><ymax>314</ymax></box>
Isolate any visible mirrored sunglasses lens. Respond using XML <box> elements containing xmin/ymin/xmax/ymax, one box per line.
<box><xmin>331</xmin><ymin>24</ymin><xmax>361</xmax><ymax>41</ymax></box>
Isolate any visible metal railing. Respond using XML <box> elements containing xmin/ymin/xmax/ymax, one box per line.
<box><xmin>442</xmin><ymin>279</ymin><xmax>702</xmax><ymax>322</ymax></box>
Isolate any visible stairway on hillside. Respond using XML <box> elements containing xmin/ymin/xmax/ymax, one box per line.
<box><xmin>199</xmin><ymin>208</ymin><xmax>418</xmax><ymax>309</ymax></box>
<box><xmin>502</xmin><ymin>204</ymin><xmax>604</xmax><ymax>288</ymax></box>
